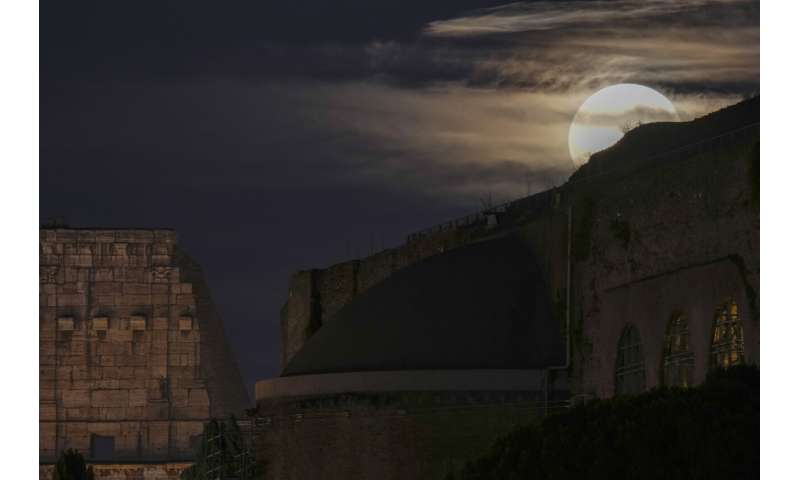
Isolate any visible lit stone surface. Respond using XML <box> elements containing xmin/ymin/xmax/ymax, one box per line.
<box><xmin>39</xmin><ymin>229</ymin><xmax>249</xmax><ymax>466</ymax></box>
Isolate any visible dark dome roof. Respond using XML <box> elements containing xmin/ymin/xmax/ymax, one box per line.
<box><xmin>283</xmin><ymin>234</ymin><xmax>565</xmax><ymax>376</ymax></box>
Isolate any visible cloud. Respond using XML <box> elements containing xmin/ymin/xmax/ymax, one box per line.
<box><xmin>409</xmin><ymin>1</ymin><xmax>760</xmax><ymax>94</ymax></box>
<box><xmin>42</xmin><ymin>0</ymin><xmax>759</xmax><ymax>204</ymax></box>
<box><xmin>424</xmin><ymin>0</ymin><xmax>757</xmax><ymax>36</ymax></box>
<box><xmin>573</xmin><ymin>105</ymin><xmax>679</xmax><ymax>127</ymax></box>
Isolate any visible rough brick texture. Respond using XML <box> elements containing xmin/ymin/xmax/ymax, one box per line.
<box><xmin>39</xmin><ymin>229</ymin><xmax>248</xmax><ymax>465</ymax></box>
<box><xmin>39</xmin><ymin>462</ymin><xmax>191</xmax><ymax>480</ymax></box>
<box><xmin>569</xmin><ymin>135</ymin><xmax>760</xmax><ymax>398</ymax></box>
<box><xmin>255</xmin><ymin>393</ymin><xmax>547</xmax><ymax>480</ymax></box>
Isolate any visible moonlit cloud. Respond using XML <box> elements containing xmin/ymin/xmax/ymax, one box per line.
<box><xmin>424</xmin><ymin>0</ymin><xmax>755</xmax><ymax>36</ymax></box>
<box><xmin>573</xmin><ymin>105</ymin><xmax>679</xmax><ymax>128</ymax></box>
<box><xmin>44</xmin><ymin>1</ymin><xmax>758</xmax><ymax>204</ymax></box>
<box><xmin>41</xmin><ymin>0</ymin><xmax>761</xmax><ymax>385</ymax></box>
<box><xmin>413</xmin><ymin>0</ymin><xmax>760</xmax><ymax>93</ymax></box>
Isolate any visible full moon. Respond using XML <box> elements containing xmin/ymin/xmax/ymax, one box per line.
<box><xmin>568</xmin><ymin>84</ymin><xmax>679</xmax><ymax>166</ymax></box>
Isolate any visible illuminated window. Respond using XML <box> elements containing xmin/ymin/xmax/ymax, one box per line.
<box><xmin>710</xmin><ymin>300</ymin><xmax>744</xmax><ymax>369</ymax></box>
<box><xmin>615</xmin><ymin>325</ymin><xmax>645</xmax><ymax>395</ymax></box>
<box><xmin>662</xmin><ymin>314</ymin><xmax>694</xmax><ymax>388</ymax></box>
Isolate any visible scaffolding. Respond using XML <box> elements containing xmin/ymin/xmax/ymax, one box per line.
<box><xmin>185</xmin><ymin>417</ymin><xmax>269</xmax><ymax>480</ymax></box>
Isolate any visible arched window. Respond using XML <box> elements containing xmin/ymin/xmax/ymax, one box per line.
<box><xmin>662</xmin><ymin>314</ymin><xmax>694</xmax><ymax>387</ymax></box>
<box><xmin>710</xmin><ymin>300</ymin><xmax>744</xmax><ymax>368</ymax></box>
<box><xmin>615</xmin><ymin>325</ymin><xmax>645</xmax><ymax>395</ymax></box>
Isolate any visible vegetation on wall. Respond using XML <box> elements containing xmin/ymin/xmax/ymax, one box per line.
<box><xmin>52</xmin><ymin>450</ymin><xmax>94</xmax><ymax>480</ymax></box>
<box><xmin>572</xmin><ymin>196</ymin><xmax>595</xmax><ymax>262</ymax></box>
<box><xmin>609</xmin><ymin>217</ymin><xmax>632</xmax><ymax>249</ymax></box>
<box><xmin>450</xmin><ymin>365</ymin><xmax>758</xmax><ymax>480</ymax></box>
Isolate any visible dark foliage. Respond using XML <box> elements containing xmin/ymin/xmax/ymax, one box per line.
<box><xmin>52</xmin><ymin>449</ymin><xmax>94</xmax><ymax>480</ymax></box>
<box><xmin>453</xmin><ymin>365</ymin><xmax>759</xmax><ymax>480</ymax></box>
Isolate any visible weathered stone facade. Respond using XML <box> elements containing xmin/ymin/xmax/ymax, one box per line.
<box><xmin>569</xmin><ymin>131</ymin><xmax>760</xmax><ymax>398</ymax></box>
<box><xmin>39</xmin><ymin>462</ymin><xmax>192</xmax><ymax>480</ymax></box>
<box><xmin>267</xmin><ymin>99</ymin><xmax>759</xmax><ymax>478</ymax></box>
<box><xmin>279</xmin><ymin>99</ymin><xmax>760</xmax><ymax>394</ymax></box>
<box><xmin>255</xmin><ymin>392</ymin><xmax>550</xmax><ymax>480</ymax></box>
<box><xmin>39</xmin><ymin>229</ymin><xmax>248</xmax><ymax>468</ymax></box>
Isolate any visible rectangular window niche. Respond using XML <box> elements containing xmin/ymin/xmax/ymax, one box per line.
<box><xmin>130</xmin><ymin>315</ymin><xmax>147</xmax><ymax>331</ymax></box>
<box><xmin>57</xmin><ymin>316</ymin><xmax>75</xmax><ymax>332</ymax></box>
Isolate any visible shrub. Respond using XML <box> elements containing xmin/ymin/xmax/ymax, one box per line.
<box><xmin>52</xmin><ymin>449</ymin><xmax>94</xmax><ymax>480</ymax></box>
<box><xmin>454</xmin><ymin>365</ymin><xmax>759</xmax><ymax>480</ymax></box>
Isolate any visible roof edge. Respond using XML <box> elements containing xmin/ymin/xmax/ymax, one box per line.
<box><xmin>256</xmin><ymin>369</ymin><xmax>557</xmax><ymax>401</ymax></box>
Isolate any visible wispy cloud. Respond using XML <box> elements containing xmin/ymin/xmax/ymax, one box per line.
<box><xmin>425</xmin><ymin>0</ymin><xmax>756</xmax><ymax>37</ymax></box>
<box><xmin>43</xmin><ymin>0</ymin><xmax>760</xmax><ymax>205</ymax></box>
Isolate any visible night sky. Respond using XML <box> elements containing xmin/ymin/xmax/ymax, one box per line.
<box><xmin>40</xmin><ymin>1</ymin><xmax>759</xmax><ymax>398</ymax></box>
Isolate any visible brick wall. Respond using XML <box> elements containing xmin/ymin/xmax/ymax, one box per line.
<box><xmin>39</xmin><ymin>229</ymin><xmax>247</xmax><ymax>463</ymax></box>
<box><xmin>255</xmin><ymin>392</ymin><xmax>549</xmax><ymax>480</ymax></box>
<box><xmin>39</xmin><ymin>462</ymin><xmax>192</xmax><ymax>480</ymax></box>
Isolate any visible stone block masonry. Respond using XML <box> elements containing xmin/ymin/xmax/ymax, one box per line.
<box><xmin>39</xmin><ymin>229</ymin><xmax>249</xmax><ymax>466</ymax></box>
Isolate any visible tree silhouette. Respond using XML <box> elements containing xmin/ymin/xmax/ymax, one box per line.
<box><xmin>52</xmin><ymin>449</ymin><xmax>94</xmax><ymax>480</ymax></box>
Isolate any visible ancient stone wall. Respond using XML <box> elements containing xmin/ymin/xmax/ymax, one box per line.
<box><xmin>39</xmin><ymin>462</ymin><xmax>192</xmax><ymax>480</ymax></box>
<box><xmin>39</xmin><ymin>229</ymin><xmax>248</xmax><ymax>465</ymax></box>
<box><xmin>281</xmin><ymin>102</ymin><xmax>759</xmax><ymax>395</ymax></box>
<box><xmin>279</xmin><ymin>199</ymin><xmax>562</xmax><ymax>370</ymax></box>
<box><xmin>254</xmin><ymin>392</ymin><xmax>549</xmax><ymax>480</ymax></box>
<box><xmin>267</xmin><ymin>103</ymin><xmax>759</xmax><ymax>478</ymax></box>
<box><xmin>569</xmin><ymin>134</ymin><xmax>760</xmax><ymax>397</ymax></box>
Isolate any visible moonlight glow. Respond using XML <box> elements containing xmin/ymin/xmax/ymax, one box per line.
<box><xmin>568</xmin><ymin>84</ymin><xmax>679</xmax><ymax>166</ymax></box>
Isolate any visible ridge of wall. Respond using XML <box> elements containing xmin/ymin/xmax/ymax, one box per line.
<box><xmin>280</xmin><ymin>190</ymin><xmax>562</xmax><ymax>369</ymax></box>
